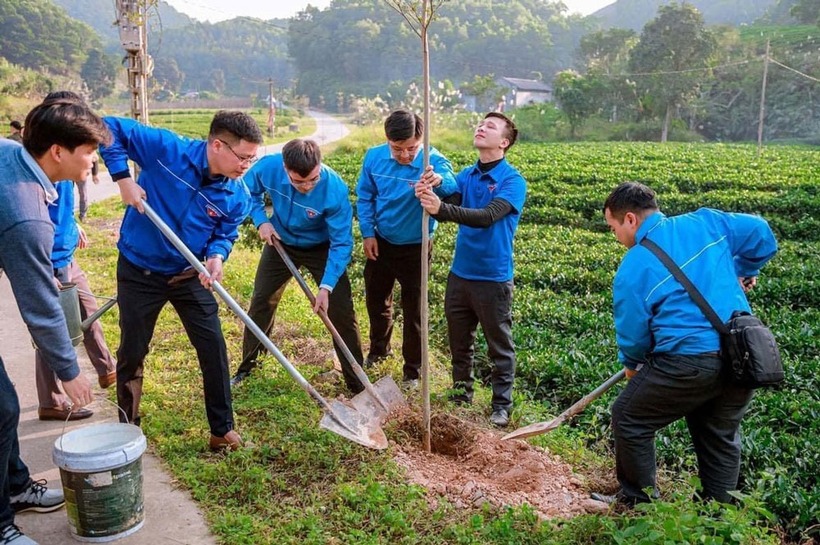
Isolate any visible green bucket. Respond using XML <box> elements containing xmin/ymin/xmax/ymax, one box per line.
<box><xmin>53</xmin><ymin>423</ymin><xmax>147</xmax><ymax>542</ymax></box>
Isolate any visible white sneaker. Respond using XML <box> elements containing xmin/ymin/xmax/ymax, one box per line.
<box><xmin>9</xmin><ymin>479</ymin><xmax>64</xmax><ymax>513</ymax></box>
<box><xmin>0</xmin><ymin>524</ymin><xmax>38</xmax><ymax>545</ymax></box>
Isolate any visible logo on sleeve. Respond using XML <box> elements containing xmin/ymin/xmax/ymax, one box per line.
<box><xmin>205</xmin><ymin>204</ymin><xmax>221</xmax><ymax>218</ymax></box>
<box><xmin>305</xmin><ymin>208</ymin><xmax>319</xmax><ymax>219</ymax></box>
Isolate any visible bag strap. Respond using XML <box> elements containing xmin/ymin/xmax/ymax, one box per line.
<box><xmin>639</xmin><ymin>238</ymin><xmax>730</xmax><ymax>335</ymax></box>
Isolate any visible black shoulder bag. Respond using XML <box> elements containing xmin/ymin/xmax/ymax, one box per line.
<box><xmin>640</xmin><ymin>238</ymin><xmax>784</xmax><ymax>389</ymax></box>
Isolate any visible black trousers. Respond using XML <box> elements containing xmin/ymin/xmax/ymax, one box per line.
<box><xmin>445</xmin><ymin>273</ymin><xmax>516</xmax><ymax>412</ymax></box>
<box><xmin>238</xmin><ymin>242</ymin><xmax>365</xmax><ymax>393</ymax></box>
<box><xmin>363</xmin><ymin>235</ymin><xmax>430</xmax><ymax>380</ymax></box>
<box><xmin>612</xmin><ymin>353</ymin><xmax>754</xmax><ymax>503</ymax></box>
<box><xmin>116</xmin><ymin>255</ymin><xmax>234</xmax><ymax>436</ymax></box>
<box><xmin>0</xmin><ymin>358</ymin><xmax>31</xmax><ymax>529</ymax></box>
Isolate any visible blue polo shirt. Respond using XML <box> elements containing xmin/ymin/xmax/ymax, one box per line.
<box><xmin>243</xmin><ymin>153</ymin><xmax>353</xmax><ymax>291</ymax></box>
<box><xmin>356</xmin><ymin>143</ymin><xmax>457</xmax><ymax>245</ymax></box>
<box><xmin>100</xmin><ymin>117</ymin><xmax>252</xmax><ymax>275</ymax></box>
<box><xmin>450</xmin><ymin>158</ymin><xmax>527</xmax><ymax>282</ymax></box>
<box><xmin>614</xmin><ymin>209</ymin><xmax>778</xmax><ymax>369</ymax></box>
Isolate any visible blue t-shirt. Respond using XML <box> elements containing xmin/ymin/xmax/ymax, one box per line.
<box><xmin>450</xmin><ymin>158</ymin><xmax>527</xmax><ymax>282</ymax></box>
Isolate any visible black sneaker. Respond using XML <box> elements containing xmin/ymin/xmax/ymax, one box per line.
<box><xmin>590</xmin><ymin>492</ymin><xmax>618</xmax><ymax>505</ymax></box>
<box><xmin>490</xmin><ymin>409</ymin><xmax>510</xmax><ymax>427</ymax></box>
<box><xmin>10</xmin><ymin>479</ymin><xmax>65</xmax><ymax>513</ymax></box>
<box><xmin>590</xmin><ymin>491</ymin><xmax>641</xmax><ymax>507</ymax></box>
<box><xmin>230</xmin><ymin>370</ymin><xmax>250</xmax><ymax>388</ymax></box>
<box><xmin>0</xmin><ymin>524</ymin><xmax>38</xmax><ymax>545</ymax></box>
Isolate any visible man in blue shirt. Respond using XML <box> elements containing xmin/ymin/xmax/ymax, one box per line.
<box><xmin>99</xmin><ymin>111</ymin><xmax>263</xmax><ymax>451</ymax></box>
<box><xmin>34</xmin><ymin>180</ymin><xmax>117</xmax><ymax>422</ymax></box>
<box><xmin>1</xmin><ymin>96</ymin><xmax>105</xmax><ymax>545</ymax></box>
<box><xmin>356</xmin><ymin>110</ymin><xmax>457</xmax><ymax>387</ymax></box>
<box><xmin>232</xmin><ymin>139</ymin><xmax>366</xmax><ymax>394</ymax></box>
<box><xmin>417</xmin><ymin>112</ymin><xmax>527</xmax><ymax>427</ymax></box>
<box><xmin>597</xmin><ymin>181</ymin><xmax>778</xmax><ymax>505</ymax></box>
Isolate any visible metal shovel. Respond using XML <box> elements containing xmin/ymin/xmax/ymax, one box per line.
<box><xmin>268</xmin><ymin>237</ymin><xmax>405</xmax><ymax>423</ymax></box>
<box><xmin>502</xmin><ymin>369</ymin><xmax>626</xmax><ymax>441</ymax></box>
<box><xmin>140</xmin><ymin>200</ymin><xmax>387</xmax><ymax>450</ymax></box>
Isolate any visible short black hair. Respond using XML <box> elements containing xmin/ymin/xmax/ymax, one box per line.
<box><xmin>484</xmin><ymin>112</ymin><xmax>518</xmax><ymax>151</ymax></box>
<box><xmin>282</xmin><ymin>138</ymin><xmax>321</xmax><ymax>177</ymax></box>
<box><xmin>208</xmin><ymin>111</ymin><xmax>264</xmax><ymax>145</ymax></box>
<box><xmin>603</xmin><ymin>182</ymin><xmax>659</xmax><ymax>221</ymax></box>
<box><xmin>23</xmin><ymin>97</ymin><xmax>111</xmax><ymax>157</ymax></box>
<box><xmin>10</xmin><ymin>120</ymin><xmax>22</xmax><ymax>131</ymax></box>
<box><xmin>44</xmin><ymin>90</ymin><xmax>84</xmax><ymax>103</ymax></box>
<box><xmin>384</xmin><ymin>109</ymin><xmax>422</xmax><ymax>142</ymax></box>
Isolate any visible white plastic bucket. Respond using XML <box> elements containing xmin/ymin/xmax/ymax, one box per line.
<box><xmin>52</xmin><ymin>423</ymin><xmax>147</xmax><ymax>542</ymax></box>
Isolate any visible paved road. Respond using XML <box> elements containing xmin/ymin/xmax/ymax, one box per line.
<box><xmin>0</xmin><ymin>109</ymin><xmax>348</xmax><ymax>544</ymax></box>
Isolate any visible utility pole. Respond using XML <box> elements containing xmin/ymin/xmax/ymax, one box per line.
<box><xmin>757</xmin><ymin>39</ymin><xmax>770</xmax><ymax>157</ymax></box>
<box><xmin>267</xmin><ymin>78</ymin><xmax>275</xmax><ymax>137</ymax></box>
<box><xmin>116</xmin><ymin>0</ymin><xmax>151</xmax><ymax>124</ymax></box>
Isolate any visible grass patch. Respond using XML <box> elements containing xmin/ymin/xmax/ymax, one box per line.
<box><xmin>75</xmin><ymin>138</ymin><xmax>795</xmax><ymax>543</ymax></box>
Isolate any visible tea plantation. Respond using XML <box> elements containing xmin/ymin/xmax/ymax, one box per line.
<box><xmin>325</xmin><ymin>141</ymin><xmax>820</xmax><ymax>540</ymax></box>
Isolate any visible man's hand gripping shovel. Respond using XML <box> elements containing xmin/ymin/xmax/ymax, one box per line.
<box><xmin>141</xmin><ymin>200</ymin><xmax>388</xmax><ymax>450</ymax></box>
<box><xmin>267</xmin><ymin>235</ymin><xmax>405</xmax><ymax>425</ymax></box>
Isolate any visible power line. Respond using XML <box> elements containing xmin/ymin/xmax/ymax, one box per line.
<box><xmin>597</xmin><ymin>58</ymin><xmax>756</xmax><ymax>78</ymax></box>
<box><xmin>770</xmin><ymin>57</ymin><xmax>820</xmax><ymax>83</ymax></box>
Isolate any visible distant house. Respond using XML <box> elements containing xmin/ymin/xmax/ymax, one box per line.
<box><xmin>496</xmin><ymin>77</ymin><xmax>553</xmax><ymax>110</ymax></box>
<box><xmin>460</xmin><ymin>76</ymin><xmax>553</xmax><ymax>113</ymax></box>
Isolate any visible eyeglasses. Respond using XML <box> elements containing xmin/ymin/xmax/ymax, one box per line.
<box><xmin>217</xmin><ymin>139</ymin><xmax>258</xmax><ymax>165</ymax></box>
<box><xmin>389</xmin><ymin>143</ymin><xmax>421</xmax><ymax>157</ymax></box>
<box><xmin>287</xmin><ymin>171</ymin><xmax>321</xmax><ymax>188</ymax></box>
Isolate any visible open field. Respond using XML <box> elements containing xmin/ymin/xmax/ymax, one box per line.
<box><xmin>79</xmin><ymin>141</ymin><xmax>819</xmax><ymax>544</ymax></box>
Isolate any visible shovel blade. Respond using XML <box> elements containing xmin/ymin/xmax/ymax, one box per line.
<box><xmin>502</xmin><ymin>416</ymin><xmax>564</xmax><ymax>441</ymax></box>
<box><xmin>349</xmin><ymin>376</ymin><xmax>406</xmax><ymax>423</ymax></box>
<box><xmin>320</xmin><ymin>400</ymin><xmax>388</xmax><ymax>450</ymax></box>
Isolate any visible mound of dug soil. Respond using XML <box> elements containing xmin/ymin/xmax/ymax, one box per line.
<box><xmin>388</xmin><ymin>410</ymin><xmax>607</xmax><ymax>518</ymax></box>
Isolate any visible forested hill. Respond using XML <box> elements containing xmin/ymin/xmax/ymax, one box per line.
<box><xmin>591</xmin><ymin>0</ymin><xmax>779</xmax><ymax>30</ymax></box>
<box><xmin>148</xmin><ymin>18</ymin><xmax>293</xmax><ymax>97</ymax></box>
<box><xmin>287</xmin><ymin>0</ymin><xmax>592</xmax><ymax>106</ymax></box>
<box><xmin>0</xmin><ymin>0</ymin><xmax>102</xmax><ymax>74</ymax></box>
<box><xmin>51</xmin><ymin>0</ymin><xmax>192</xmax><ymax>49</ymax></box>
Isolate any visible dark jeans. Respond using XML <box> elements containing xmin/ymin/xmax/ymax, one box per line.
<box><xmin>238</xmin><ymin>242</ymin><xmax>365</xmax><ymax>393</ymax></box>
<box><xmin>363</xmin><ymin>235</ymin><xmax>430</xmax><ymax>381</ymax></box>
<box><xmin>116</xmin><ymin>255</ymin><xmax>234</xmax><ymax>437</ymax></box>
<box><xmin>612</xmin><ymin>353</ymin><xmax>754</xmax><ymax>503</ymax></box>
<box><xmin>445</xmin><ymin>273</ymin><xmax>516</xmax><ymax>412</ymax></box>
<box><xmin>0</xmin><ymin>357</ymin><xmax>32</xmax><ymax>529</ymax></box>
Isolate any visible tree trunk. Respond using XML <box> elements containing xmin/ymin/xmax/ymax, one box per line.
<box><xmin>661</xmin><ymin>104</ymin><xmax>672</xmax><ymax>142</ymax></box>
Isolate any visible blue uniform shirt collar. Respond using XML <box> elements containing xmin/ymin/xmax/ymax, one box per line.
<box><xmin>20</xmin><ymin>147</ymin><xmax>58</xmax><ymax>203</ymax></box>
<box><xmin>466</xmin><ymin>157</ymin><xmax>509</xmax><ymax>182</ymax></box>
<box><xmin>190</xmin><ymin>140</ymin><xmax>231</xmax><ymax>187</ymax></box>
<box><xmin>636</xmin><ymin>210</ymin><xmax>666</xmax><ymax>242</ymax></box>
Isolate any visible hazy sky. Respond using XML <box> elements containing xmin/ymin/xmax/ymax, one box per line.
<box><xmin>162</xmin><ymin>0</ymin><xmax>616</xmax><ymax>23</ymax></box>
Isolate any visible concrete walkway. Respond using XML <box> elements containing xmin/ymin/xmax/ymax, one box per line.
<box><xmin>0</xmin><ymin>110</ymin><xmax>348</xmax><ymax>544</ymax></box>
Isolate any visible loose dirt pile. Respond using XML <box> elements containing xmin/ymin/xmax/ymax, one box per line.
<box><xmin>388</xmin><ymin>410</ymin><xmax>607</xmax><ymax>518</ymax></box>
